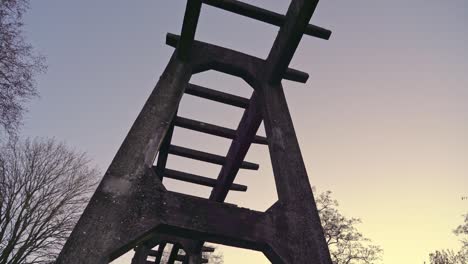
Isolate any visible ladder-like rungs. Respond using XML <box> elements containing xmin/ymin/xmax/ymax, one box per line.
<box><xmin>185</xmin><ymin>83</ymin><xmax>250</xmax><ymax>108</ymax></box>
<box><xmin>201</xmin><ymin>246</ymin><xmax>215</xmax><ymax>252</ymax></box>
<box><xmin>159</xmin><ymin>168</ymin><xmax>247</xmax><ymax>192</ymax></box>
<box><xmin>202</xmin><ymin>0</ymin><xmax>331</xmax><ymax>40</ymax></box>
<box><xmin>175</xmin><ymin>116</ymin><xmax>267</xmax><ymax>145</ymax></box>
<box><xmin>146</xmin><ymin>257</ymin><xmax>208</xmax><ymax>264</ymax></box>
<box><xmin>147</xmin><ymin>250</ymin><xmax>209</xmax><ymax>263</ymax></box>
<box><xmin>168</xmin><ymin>145</ymin><xmax>259</xmax><ymax>170</ymax></box>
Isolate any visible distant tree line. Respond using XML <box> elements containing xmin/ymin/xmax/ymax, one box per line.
<box><xmin>429</xmin><ymin>214</ymin><xmax>468</xmax><ymax>264</ymax></box>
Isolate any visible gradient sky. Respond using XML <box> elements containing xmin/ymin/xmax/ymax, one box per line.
<box><xmin>21</xmin><ymin>1</ymin><xmax>468</xmax><ymax>263</ymax></box>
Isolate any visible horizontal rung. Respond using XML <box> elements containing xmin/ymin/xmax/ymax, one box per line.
<box><xmin>147</xmin><ymin>246</ymin><xmax>214</xmax><ymax>256</ymax></box>
<box><xmin>175</xmin><ymin>116</ymin><xmax>268</xmax><ymax>145</ymax></box>
<box><xmin>202</xmin><ymin>246</ymin><xmax>215</xmax><ymax>252</ymax></box>
<box><xmin>159</xmin><ymin>168</ymin><xmax>247</xmax><ymax>192</ymax></box>
<box><xmin>283</xmin><ymin>68</ymin><xmax>309</xmax><ymax>83</ymax></box>
<box><xmin>146</xmin><ymin>257</ymin><xmax>208</xmax><ymax>264</ymax></box>
<box><xmin>147</xmin><ymin>251</ymin><xmax>208</xmax><ymax>263</ymax></box>
<box><xmin>147</xmin><ymin>250</ymin><xmax>159</xmax><ymax>257</ymax></box>
<box><xmin>166</xmin><ymin>33</ymin><xmax>309</xmax><ymax>83</ymax></box>
<box><xmin>168</xmin><ymin>145</ymin><xmax>259</xmax><ymax>170</ymax></box>
<box><xmin>186</xmin><ymin>83</ymin><xmax>250</xmax><ymax>108</ymax></box>
<box><xmin>202</xmin><ymin>0</ymin><xmax>331</xmax><ymax>40</ymax></box>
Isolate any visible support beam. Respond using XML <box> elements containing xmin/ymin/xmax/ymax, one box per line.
<box><xmin>202</xmin><ymin>246</ymin><xmax>215</xmax><ymax>252</ymax></box>
<box><xmin>56</xmin><ymin>53</ymin><xmax>193</xmax><ymax>264</ymax></box>
<box><xmin>96</xmin><ymin>175</ymin><xmax>271</xmax><ymax>253</ymax></box>
<box><xmin>154</xmin><ymin>122</ymin><xmax>175</xmax><ymax>180</ymax></box>
<box><xmin>257</xmin><ymin>80</ymin><xmax>333</xmax><ymax>263</ymax></box>
<box><xmin>177</xmin><ymin>0</ymin><xmax>202</xmax><ymax>60</ymax></box>
<box><xmin>186</xmin><ymin>83</ymin><xmax>250</xmax><ymax>108</ymax></box>
<box><xmin>155</xmin><ymin>243</ymin><xmax>166</xmax><ymax>263</ymax></box>
<box><xmin>167</xmin><ymin>244</ymin><xmax>181</xmax><ymax>264</ymax></box>
<box><xmin>251</xmin><ymin>1</ymin><xmax>332</xmax><ymax>263</ymax></box>
<box><xmin>166</xmin><ymin>33</ymin><xmax>309</xmax><ymax>84</ymax></box>
<box><xmin>210</xmin><ymin>93</ymin><xmax>262</xmax><ymax>201</ymax></box>
<box><xmin>168</xmin><ymin>145</ymin><xmax>259</xmax><ymax>170</ymax></box>
<box><xmin>156</xmin><ymin>190</ymin><xmax>269</xmax><ymax>250</ymax></box>
<box><xmin>265</xmin><ymin>0</ymin><xmax>320</xmax><ymax>84</ymax></box>
<box><xmin>160</xmin><ymin>168</ymin><xmax>247</xmax><ymax>192</ymax></box>
<box><xmin>132</xmin><ymin>245</ymin><xmax>149</xmax><ymax>264</ymax></box>
<box><xmin>202</xmin><ymin>0</ymin><xmax>331</xmax><ymax>40</ymax></box>
<box><xmin>175</xmin><ymin>116</ymin><xmax>267</xmax><ymax>145</ymax></box>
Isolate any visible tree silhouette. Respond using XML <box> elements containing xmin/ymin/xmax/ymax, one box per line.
<box><xmin>0</xmin><ymin>0</ymin><xmax>45</xmax><ymax>137</ymax></box>
<box><xmin>316</xmin><ymin>190</ymin><xmax>383</xmax><ymax>264</ymax></box>
<box><xmin>0</xmin><ymin>138</ymin><xmax>98</xmax><ymax>264</ymax></box>
<box><xmin>429</xmin><ymin>214</ymin><xmax>468</xmax><ymax>264</ymax></box>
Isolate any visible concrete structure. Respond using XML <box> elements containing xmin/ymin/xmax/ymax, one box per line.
<box><xmin>57</xmin><ymin>0</ymin><xmax>333</xmax><ymax>263</ymax></box>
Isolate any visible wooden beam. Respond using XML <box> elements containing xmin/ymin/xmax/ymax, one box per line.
<box><xmin>210</xmin><ymin>93</ymin><xmax>262</xmax><ymax>201</ymax></box>
<box><xmin>185</xmin><ymin>83</ymin><xmax>250</xmax><ymax>108</ymax></box>
<box><xmin>159</xmin><ymin>168</ymin><xmax>247</xmax><ymax>192</ymax></box>
<box><xmin>265</xmin><ymin>0</ymin><xmax>320</xmax><ymax>84</ymax></box>
<box><xmin>202</xmin><ymin>0</ymin><xmax>331</xmax><ymax>40</ymax></box>
<box><xmin>174</xmin><ymin>116</ymin><xmax>267</xmax><ymax>145</ymax></box>
<box><xmin>177</xmin><ymin>0</ymin><xmax>202</xmax><ymax>60</ymax></box>
<box><xmin>168</xmin><ymin>145</ymin><xmax>259</xmax><ymax>170</ymax></box>
<box><xmin>166</xmin><ymin>33</ymin><xmax>309</xmax><ymax>83</ymax></box>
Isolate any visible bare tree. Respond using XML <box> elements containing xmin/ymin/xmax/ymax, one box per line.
<box><xmin>0</xmin><ymin>0</ymin><xmax>45</xmax><ymax>136</ymax></box>
<box><xmin>316</xmin><ymin>190</ymin><xmax>383</xmax><ymax>264</ymax></box>
<box><xmin>429</xmin><ymin>250</ymin><xmax>466</xmax><ymax>264</ymax></box>
<box><xmin>454</xmin><ymin>214</ymin><xmax>468</xmax><ymax>248</ymax></box>
<box><xmin>429</xmin><ymin>214</ymin><xmax>468</xmax><ymax>264</ymax></box>
<box><xmin>0</xmin><ymin>138</ymin><xmax>98</xmax><ymax>264</ymax></box>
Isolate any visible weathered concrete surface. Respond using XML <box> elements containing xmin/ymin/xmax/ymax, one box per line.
<box><xmin>56</xmin><ymin>53</ymin><xmax>193</xmax><ymax>263</ymax></box>
<box><xmin>166</xmin><ymin>33</ymin><xmax>310</xmax><ymax>85</ymax></box>
<box><xmin>58</xmin><ymin>0</ymin><xmax>333</xmax><ymax>263</ymax></box>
